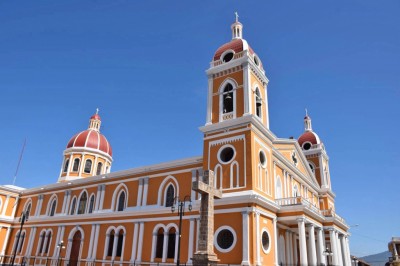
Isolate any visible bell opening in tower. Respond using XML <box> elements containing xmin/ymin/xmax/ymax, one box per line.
<box><xmin>223</xmin><ymin>83</ymin><xmax>234</xmax><ymax>114</ymax></box>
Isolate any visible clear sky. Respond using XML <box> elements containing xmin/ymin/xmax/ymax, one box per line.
<box><xmin>0</xmin><ymin>0</ymin><xmax>399</xmax><ymax>258</ymax></box>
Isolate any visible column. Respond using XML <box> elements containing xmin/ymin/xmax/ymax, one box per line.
<box><xmin>91</xmin><ymin>225</ymin><xmax>100</xmax><ymax>260</ymax></box>
<box><xmin>187</xmin><ymin>219</ymin><xmax>195</xmax><ymax>264</ymax></box>
<box><xmin>293</xmin><ymin>235</ymin><xmax>298</xmax><ymax>266</ymax></box>
<box><xmin>329</xmin><ymin>229</ymin><xmax>338</xmax><ymax>266</ymax></box>
<box><xmin>25</xmin><ymin>227</ymin><xmax>36</xmax><ymax>257</ymax></box>
<box><xmin>64</xmin><ymin>191</ymin><xmax>71</xmax><ymax>215</ymax></box>
<box><xmin>316</xmin><ymin>227</ymin><xmax>326</xmax><ymax>265</ymax></box>
<box><xmin>111</xmin><ymin>233</ymin><xmax>119</xmax><ymax>260</ymax></box>
<box><xmin>297</xmin><ymin>218</ymin><xmax>308</xmax><ymax>265</ymax></box>
<box><xmin>273</xmin><ymin>217</ymin><xmax>279</xmax><ymax>266</ymax></box>
<box><xmin>136</xmin><ymin>222</ymin><xmax>144</xmax><ymax>262</ymax></box>
<box><xmin>243</xmin><ymin>63</ymin><xmax>251</xmax><ymax>115</ymax></box>
<box><xmin>336</xmin><ymin>232</ymin><xmax>343</xmax><ymax>266</ymax></box>
<box><xmin>52</xmin><ymin>227</ymin><xmax>61</xmax><ymax>258</ymax></box>
<box><xmin>255</xmin><ymin>212</ymin><xmax>261</xmax><ymax>266</ymax></box>
<box><xmin>241</xmin><ymin>211</ymin><xmax>250</xmax><ymax>265</ymax></box>
<box><xmin>307</xmin><ymin>224</ymin><xmax>317</xmax><ymax>265</ymax></box>
<box><xmin>191</xmin><ymin>170</ymin><xmax>197</xmax><ymax>200</ymax></box>
<box><xmin>1</xmin><ymin>196</ymin><xmax>10</xmax><ymax>216</ymax></box>
<box><xmin>130</xmin><ymin>223</ymin><xmax>139</xmax><ymax>262</ymax></box>
<box><xmin>136</xmin><ymin>178</ymin><xmax>143</xmax><ymax>207</ymax></box>
<box><xmin>11</xmin><ymin>197</ymin><xmax>19</xmax><ymax>217</ymax></box>
<box><xmin>289</xmin><ymin>231</ymin><xmax>294</xmax><ymax>265</ymax></box>
<box><xmin>61</xmin><ymin>191</ymin><xmax>67</xmax><ymax>214</ymax></box>
<box><xmin>86</xmin><ymin>224</ymin><xmax>96</xmax><ymax>260</ymax></box>
<box><xmin>99</xmin><ymin>184</ymin><xmax>106</xmax><ymax>210</ymax></box>
<box><xmin>345</xmin><ymin>237</ymin><xmax>351</xmax><ymax>266</ymax></box>
<box><xmin>205</xmin><ymin>75</ymin><xmax>213</xmax><ymax>125</ymax></box>
<box><xmin>142</xmin><ymin>177</ymin><xmax>149</xmax><ymax>206</ymax></box>
<box><xmin>195</xmin><ymin>218</ymin><xmax>200</xmax><ymax>252</ymax></box>
<box><xmin>150</xmin><ymin>231</ymin><xmax>157</xmax><ymax>262</ymax></box>
<box><xmin>285</xmin><ymin>230</ymin><xmax>292</xmax><ymax>265</ymax></box>
<box><xmin>162</xmin><ymin>231</ymin><xmax>168</xmax><ymax>262</ymax></box>
<box><xmin>94</xmin><ymin>185</ymin><xmax>102</xmax><ymax>211</ymax></box>
<box><xmin>340</xmin><ymin>235</ymin><xmax>348</xmax><ymax>266</ymax></box>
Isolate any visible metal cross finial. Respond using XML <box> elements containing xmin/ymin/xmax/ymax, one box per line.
<box><xmin>235</xmin><ymin>12</ymin><xmax>239</xmax><ymax>22</ymax></box>
<box><xmin>305</xmin><ymin>108</ymin><xmax>308</xmax><ymax>116</ymax></box>
<box><xmin>96</xmin><ymin>108</ymin><xmax>99</xmax><ymax>115</ymax></box>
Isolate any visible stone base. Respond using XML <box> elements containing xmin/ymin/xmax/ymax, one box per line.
<box><xmin>192</xmin><ymin>252</ymin><xmax>220</xmax><ymax>266</ymax></box>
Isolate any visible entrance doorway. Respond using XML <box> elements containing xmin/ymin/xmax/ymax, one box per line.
<box><xmin>69</xmin><ymin>231</ymin><xmax>82</xmax><ymax>266</ymax></box>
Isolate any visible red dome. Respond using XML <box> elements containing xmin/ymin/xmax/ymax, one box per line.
<box><xmin>67</xmin><ymin>130</ymin><xmax>112</xmax><ymax>157</ymax></box>
<box><xmin>214</xmin><ymin>39</ymin><xmax>246</xmax><ymax>60</ymax></box>
<box><xmin>298</xmin><ymin>131</ymin><xmax>321</xmax><ymax>147</ymax></box>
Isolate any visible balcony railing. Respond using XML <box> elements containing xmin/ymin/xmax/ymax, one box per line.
<box><xmin>275</xmin><ymin>196</ymin><xmax>321</xmax><ymax>215</ymax></box>
<box><xmin>211</xmin><ymin>51</ymin><xmax>246</xmax><ymax>67</ymax></box>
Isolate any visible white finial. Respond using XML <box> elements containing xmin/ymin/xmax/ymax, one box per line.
<box><xmin>305</xmin><ymin>108</ymin><xmax>308</xmax><ymax>116</ymax></box>
<box><xmin>96</xmin><ymin>108</ymin><xmax>99</xmax><ymax>115</ymax></box>
<box><xmin>235</xmin><ymin>12</ymin><xmax>239</xmax><ymax>22</ymax></box>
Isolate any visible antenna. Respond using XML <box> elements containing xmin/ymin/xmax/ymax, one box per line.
<box><xmin>12</xmin><ymin>138</ymin><xmax>27</xmax><ymax>185</ymax></box>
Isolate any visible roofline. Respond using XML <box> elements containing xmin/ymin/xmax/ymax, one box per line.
<box><xmin>21</xmin><ymin>155</ymin><xmax>203</xmax><ymax>195</ymax></box>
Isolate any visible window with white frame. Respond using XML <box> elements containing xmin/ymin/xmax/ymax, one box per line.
<box><xmin>77</xmin><ymin>192</ymin><xmax>87</xmax><ymax>214</ymax></box>
<box><xmin>165</xmin><ymin>185</ymin><xmax>174</xmax><ymax>207</ymax></box>
<box><xmin>117</xmin><ymin>191</ymin><xmax>126</xmax><ymax>211</ymax></box>
<box><xmin>72</xmin><ymin>158</ymin><xmax>80</xmax><ymax>172</ymax></box>
<box><xmin>84</xmin><ymin>159</ymin><xmax>92</xmax><ymax>174</ymax></box>
<box><xmin>255</xmin><ymin>88</ymin><xmax>262</xmax><ymax>118</ymax></box>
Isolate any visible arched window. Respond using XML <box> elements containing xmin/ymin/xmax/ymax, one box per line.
<box><xmin>255</xmin><ymin>88</ymin><xmax>262</xmax><ymax>118</ymax></box>
<box><xmin>84</xmin><ymin>159</ymin><xmax>92</xmax><ymax>174</ymax></box>
<box><xmin>117</xmin><ymin>191</ymin><xmax>126</xmax><ymax>211</ymax></box>
<box><xmin>77</xmin><ymin>192</ymin><xmax>87</xmax><ymax>214</ymax></box>
<box><xmin>63</xmin><ymin>159</ymin><xmax>70</xmax><ymax>172</ymax></box>
<box><xmin>167</xmin><ymin>228</ymin><xmax>176</xmax><ymax>259</ymax></box>
<box><xmin>107</xmin><ymin>230</ymin><xmax>115</xmax><ymax>257</ymax></box>
<box><xmin>49</xmin><ymin>199</ymin><xmax>57</xmax><ymax>216</ymax></box>
<box><xmin>275</xmin><ymin>176</ymin><xmax>282</xmax><ymax>199</ymax></box>
<box><xmin>155</xmin><ymin>228</ymin><xmax>164</xmax><ymax>258</ymax></box>
<box><xmin>222</xmin><ymin>83</ymin><xmax>234</xmax><ymax>114</ymax></box>
<box><xmin>165</xmin><ymin>185</ymin><xmax>174</xmax><ymax>207</ymax></box>
<box><xmin>18</xmin><ymin>231</ymin><xmax>25</xmax><ymax>253</ymax></box>
<box><xmin>44</xmin><ymin>231</ymin><xmax>52</xmax><ymax>254</ymax></box>
<box><xmin>96</xmin><ymin>162</ymin><xmax>103</xmax><ymax>175</ymax></box>
<box><xmin>70</xmin><ymin>198</ymin><xmax>77</xmax><ymax>215</ymax></box>
<box><xmin>38</xmin><ymin>231</ymin><xmax>46</xmax><ymax>254</ymax></box>
<box><xmin>13</xmin><ymin>231</ymin><xmax>20</xmax><ymax>253</ymax></box>
<box><xmin>116</xmin><ymin>231</ymin><xmax>124</xmax><ymax>257</ymax></box>
<box><xmin>72</xmin><ymin>158</ymin><xmax>80</xmax><ymax>172</ymax></box>
<box><xmin>25</xmin><ymin>202</ymin><xmax>31</xmax><ymax>220</ymax></box>
<box><xmin>88</xmin><ymin>195</ymin><xmax>95</xmax><ymax>214</ymax></box>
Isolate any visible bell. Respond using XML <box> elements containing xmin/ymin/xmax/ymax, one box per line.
<box><xmin>256</xmin><ymin>97</ymin><xmax>262</xmax><ymax>104</ymax></box>
<box><xmin>225</xmin><ymin>94</ymin><xmax>232</xmax><ymax>101</ymax></box>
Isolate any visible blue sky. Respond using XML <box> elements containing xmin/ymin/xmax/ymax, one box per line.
<box><xmin>0</xmin><ymin>0</ymin><xmax>399</xmax><ymax>257</ymax></box>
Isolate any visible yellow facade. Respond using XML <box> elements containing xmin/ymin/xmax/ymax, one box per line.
<box><xmin>0</xmin><ymin>17</ymin><xmax>351</xmax><ymax>266</ymax></box>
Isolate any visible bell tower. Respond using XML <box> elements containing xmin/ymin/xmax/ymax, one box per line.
<box><xmin>200</xmin><ymin>14</ymin><xmax>274</xmax><ymax>198</ymax></box>
<box><xmin>204</xmin><ymin>14</ymin><xmax>270</xmax><ymax>128</ymax></box>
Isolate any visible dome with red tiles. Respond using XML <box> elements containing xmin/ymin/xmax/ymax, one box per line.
<box><xmin>66</xmin><ymin>111</ymin><xmax>112</xmax><ymax>157</ymax></box>
<box><xmin>66</xmin><ymin>130</ymin><xmax>112</xmax><ymax>157</ymax></box>
<box><xmin>213</xmin><ymin>17</ymin><xmax>263</xmax><ymax>70</ymax></box>
<box><xmin>298</xmin><ymin>131</ymin><xmax>321</xmax><ymax>147</ymax></box>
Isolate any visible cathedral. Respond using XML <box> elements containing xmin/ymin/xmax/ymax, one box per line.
<box><xmin>0</xmin><ymin>16</ymin><xmax>351</xmax><ymax>266</ymax></box>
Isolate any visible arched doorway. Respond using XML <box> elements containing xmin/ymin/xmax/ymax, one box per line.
<box><xmin>69</xmin><ymin>231</ymin><xmax>82</xmax><ymax>266</ymax></box>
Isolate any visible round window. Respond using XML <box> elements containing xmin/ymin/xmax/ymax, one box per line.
<box><xmin>303</xmin><ymin>142</ymin><xmax>311</xmax><ymax>150</ymax></box>
<box><xmin>254</xmin><ymin>55</ymin><xmax>260</xmax><ymax>66</ymax></box>
<box><xmin>261</xmin><ymin>230</ymin><xmax>270</xmax><ymax>253</ymax></box>
<box><xmin>218</xmin><ymin>146</ymin><xmax>235</xmax><ymax>164</ymax></box>
<box><xmin>309</xmin><ymin>163</ymin><xmax>314</xmax><ymax>172</ymax></box>
<box><xmin>222</xmin><ymin>52</ymin><xmax>234</xmax><ymax>63</ymax></box>
<box><xmin>259</xmin><ymin>151</ymin><xmax>266</xmax><ymax>167</ymax></box>
<box><xmin>214</xmin><ymin>226</ymin><xmax>236</xmax><ymax>252</ymax></box>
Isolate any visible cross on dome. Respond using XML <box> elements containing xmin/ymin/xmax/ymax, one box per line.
<box><xmin>235</xmin><ymin>11</ymin><xmax>239</xmax><ymax>22</ymax></box>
